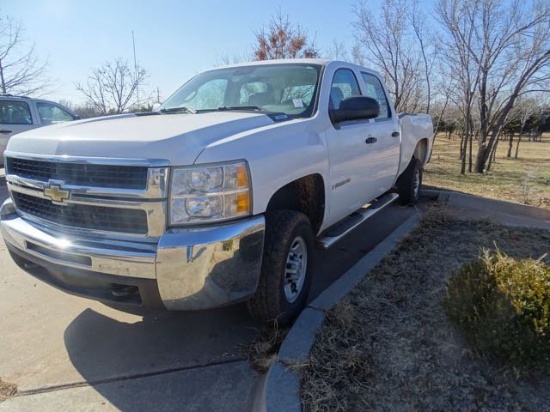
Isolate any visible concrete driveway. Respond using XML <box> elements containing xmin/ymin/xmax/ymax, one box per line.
<box><xmin>0</xmin><ymin>180</ymin><xmax>416</xmax><ymax>411</ymax></box>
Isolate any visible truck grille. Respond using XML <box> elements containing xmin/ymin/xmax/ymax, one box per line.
<box><xmin>12</xmin><ymin>192</ymin><xmax>148</xmax><ymax>234</ymax></box>
<box><xmin>6</xmin><ymin>158</ymin><xmax>148</xmax><ymax>190</ymax></box>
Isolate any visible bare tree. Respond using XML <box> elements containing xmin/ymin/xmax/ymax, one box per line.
<box><xmin>57</xmin><ymin>99</ymin><xmax>102</xmax><ymax>119</ymax></box>
<box><xmin>436</xmin><ymin>0</ymin><xmax>482</xmax><ymax>174</ymax></box>
<box><xmin>254</xmin><ymin>10</ymin><xmax>320</xmax><ymax>60</ymax></box>
<box><xmin>436</xmin><ymin>0</ymin><xmax>550</xmax><ymax>173</ymax></box>
<box><xmin>0</xmin><ymin>14</ymin><xmax>49</xmax><ymax>95</ymax></box>
<box><xmin>214</xmin><ymin>51</ymin><xmax>252</xmax><ymax>67</ymax></box>
<box><xmin>324</xmin><ymin>40</ymin><xmax>351</xmax><ymax>61</ymax></box>
<box><xmin>352</xmin><ymin>0</ymin><xmax>436</xmax><ymax>113</ymax></box>
<box><xmin>75</xmin><ymin>58</ymin><xmax>147</xmax><ymax>115</ymax></box>
<box><xmin>504</xmin><ymin>97</ymin><xmax>539</xmax><ymax>157</ymax></box>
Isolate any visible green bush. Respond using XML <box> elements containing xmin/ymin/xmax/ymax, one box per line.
<box><xmin>444</xmin><ymin>249</ymin><xmax>550</xmax><ymax>370</ymax></box>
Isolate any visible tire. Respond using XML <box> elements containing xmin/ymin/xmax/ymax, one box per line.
<box><xmin>247</xmin><ymin>210</ymin><xmax>314</xmax><ymax>325</ymax></box>
<box><xmin>398</xmin><ymin>157</ymin><xmax>422</xmax><ymax>205</ymax></box>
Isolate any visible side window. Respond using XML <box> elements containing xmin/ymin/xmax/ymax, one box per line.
<box><xmin>36</xmin><ymin>102</ymin><xmax>74</xmax><ymax>125</ymax></box>
<box><xmin>330</xmin><ymin>69</ymin><xmax>362</xmax><ymax>110</ymax></box>
<box><xmin>0</xmin><ymin>100</ymin><xmax>33</xmax><ymax>125</ymax></box>
<box><xmin>360</xmin><ymin>73</ymin><xmax>390</xmax><ymax>119</ymax></box>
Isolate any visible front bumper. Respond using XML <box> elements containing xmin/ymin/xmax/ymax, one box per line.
<box><xmin>0</xmin><ymin>198</ymin><xmax>265</xmax><ymax>311</ymax></box>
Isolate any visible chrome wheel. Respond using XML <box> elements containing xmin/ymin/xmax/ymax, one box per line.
<box><xmin>284</xmin><ymin>236</ymin><xmax>308</xmax><ymax>303</ymax></box>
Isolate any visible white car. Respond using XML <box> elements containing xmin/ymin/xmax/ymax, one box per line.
<box><xmin>1</xmin><ymin>59</ymin><xmax>433</xmax><ymax>323</ymax></box>
<box><xmin>0</xmin><ymin>95</ymin><xmax>78</xmax><ymax>164</ymax></box>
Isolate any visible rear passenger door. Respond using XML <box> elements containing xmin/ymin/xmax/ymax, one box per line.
<box><xmin>358</xmin><ymin>72</ymin><xmax>401</xmax><ymax>198</ymax></box>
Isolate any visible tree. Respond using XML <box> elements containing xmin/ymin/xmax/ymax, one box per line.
<box><xmin>254</xmin><ymin>11</ymin><xmax>319</xmax><ymax>60</ymax></box>
<box><xmin>75</xmin><ymin>58</ymin><xmax>147</xmax><ymax>115</ymax></box>
<box><xmin>504</xmin><ymin>97</ymin><xmax>539</xmax><ymax>158</ymax></box>
<box><xmin>352</xmin><ymin>0</ymin><xmax>436</xmax><ymax>113</ymax></box>
<box><xmin>436</xmin><ymin>0</ymin><xmax>550</xmax><ymax>173</ymax></box>
<box><xmin>324</xmin><ymin>40</ymin><xmax>351</xmax><ymax>61</ymax></box>
<box><xmin>0</xmin><ymin>14</ymin><xmax>49</xmax><ymax>95</ymax></box>
<box><xmin>58</xmin><ymin>99</ymin><xmax>103</xmax><ymax>119</ymax></box>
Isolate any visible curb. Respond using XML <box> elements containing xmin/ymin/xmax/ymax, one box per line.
<box><xmin>258</xmin><ymin>211</ymin><xmax>423</xmax><ymax>412</ymax></box>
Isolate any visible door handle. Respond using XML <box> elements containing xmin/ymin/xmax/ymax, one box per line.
<box><xmin>0</xmin><ymin>129</ymin><xmax>12</xmax><ymax>134</ymax></box>
<box><xmin>392</xmin><ymin>131</ymin><xmax>400</xmax><ymax>138</ymax></box>
<box><xmin>365</xmin><ymin>137</ymin><xmax>377</xmax><ymax>144</ymax></box>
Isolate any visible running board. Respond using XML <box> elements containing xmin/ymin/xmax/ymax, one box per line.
<box><xmin>316</xmin><ymin>193</ymin><xmax>399</xmax><ymax>249</ymax></box>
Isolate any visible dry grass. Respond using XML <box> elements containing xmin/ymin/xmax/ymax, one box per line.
<box><xmin>300</xmin><ymin>211</ymin><xmax>550</xmax><ymax>411</ymax></box>
<box><xmin>0</xmin><ymin>378</ymin><xmax>17</xmax><ymax>402</ymax></box>
<box><xmin>245</xmin><ymin>322</ymin><xmax>290</xmax><ymax>373</ymax></box>
<box><xmin>424</xmin><ymin>134</ymin><xmax>550</xmax><ymax>209</ymax></box>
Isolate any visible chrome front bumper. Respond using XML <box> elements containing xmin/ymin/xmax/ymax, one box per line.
<box><xmin>0</xmin><ymin>198</ymin><xmax>265</xmax><ymax>311</ymax></box>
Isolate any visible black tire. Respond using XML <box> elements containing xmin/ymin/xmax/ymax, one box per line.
<box><xmin>398</xmin><ymin>157</ymin><xmax>422</xmax><ymax>205</ymax></box>
<box><xmin>247</xmin><ymin>210</ymin><xmax>314</xmax><ymax>325</ymax></box>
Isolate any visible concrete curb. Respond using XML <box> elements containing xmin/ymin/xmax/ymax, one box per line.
<box><xmin>258</xmin><ymin>211</ymin><xmax>423</xmax><ymax>412</ymax></box>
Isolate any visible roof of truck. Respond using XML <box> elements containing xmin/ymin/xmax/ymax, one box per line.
<box><xmin>206</xmin><ymin>58</ymin><xmax>380</xmax><ymax>76</ymax></box>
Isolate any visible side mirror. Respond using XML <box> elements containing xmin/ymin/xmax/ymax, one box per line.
<box><xmin>330</xmin><ymin>96</ymin><xmax>380</xmax><ymax>123</ymax></box>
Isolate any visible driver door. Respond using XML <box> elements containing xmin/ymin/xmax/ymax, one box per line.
<box><xmin>325</xmin><ymin>68</ymin><xmax>379</xmax><ymax>225</ymax></box>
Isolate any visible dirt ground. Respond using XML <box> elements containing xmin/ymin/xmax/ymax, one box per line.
<box><xmin>299</xmin><ymin>209</ymin><xmax>550</xmax><ymax>411</ymax></box>
<box><xmin>0</xmin><ymin>378</ymin><xmax>17</xmax><ymax>402</ymax></box>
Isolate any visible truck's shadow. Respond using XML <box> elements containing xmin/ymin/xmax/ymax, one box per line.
<box><xmin>61</xmin><ymin>203</ymin><xmax>419</xmax><ymax>410</ymax></box>
<box><xmin>63</xmin><ymin>305</ymin><xmax>258</xmax><ymax>411</ymax></box>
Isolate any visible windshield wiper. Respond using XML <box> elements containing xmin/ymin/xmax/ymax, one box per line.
<box><xmin>159</xmin><ymin>106</ymin><xmax>196</xmax><ymax>114</ymax></box>
<box><xmin>217</xmin><ymin>106</ymin><xmax>264</xmax><ymax>112</ymax></box>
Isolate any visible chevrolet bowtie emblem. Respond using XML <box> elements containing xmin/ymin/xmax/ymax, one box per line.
<box><xmin>44</xmin><ymin>184</ymin><xmax>70</xmax><ymax>203</ymax></box>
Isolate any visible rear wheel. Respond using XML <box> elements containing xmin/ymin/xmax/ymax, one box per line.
<box><xmin>398</xmin><ymin>157</ymin><xmax>422</xmax><ymax>205</ymax></box>
<box><xmin>247</xmin><ymin>210</ymin><xmax>313</xmax><ymax>324</ymax></box>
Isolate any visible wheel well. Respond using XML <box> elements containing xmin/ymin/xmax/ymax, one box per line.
<box><xmin>414</xmin><ymin>139</ymin><xmax>429</xmax><ymax>165</ymax></box>
<box><xmin>266</xmin><ymin>174</ymin><xmax>325</xmax><ymax>234</ymax></box>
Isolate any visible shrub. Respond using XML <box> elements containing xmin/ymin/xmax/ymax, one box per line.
<box><xmin>444</xmin><ymin>249</ymin><xmax>550</xmax><ymax>370</ymax></box>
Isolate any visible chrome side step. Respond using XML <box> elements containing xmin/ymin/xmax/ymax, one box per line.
<box><xmin>316</xmin><ymin>193</ymin><xmax>399</xmax><ymax>249</ymax></box>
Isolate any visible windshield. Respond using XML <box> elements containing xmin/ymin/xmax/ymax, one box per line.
<box><xmin>160</xmin><ymin>63</ymin><xmax>321</xmax><ymax>118</ymax></box>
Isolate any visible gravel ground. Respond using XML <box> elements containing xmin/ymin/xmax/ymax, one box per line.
<box><xmin>300</xmin><ymin>209</ymin><xmax>550</xmax><ymax>412</ymax></box>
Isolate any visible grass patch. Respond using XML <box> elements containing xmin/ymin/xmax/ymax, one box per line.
<box><xmin>445</xmin><ymin>250</ymin><xmax>550</xmax><ymax>370</ymax></box>
<box><xmin>300</xmin><ymin>214</ymin><xmax>550</xmax><ymax>411</ymax></box>
<box><xmin>0</xmin><ymin>378</ymin><xmax>17</xmax><ymax>402</ymax></box>
<box><xmin>424</xmin><ymin>134</ymin><xmax>550</xmax><ymax>208</ymax></box>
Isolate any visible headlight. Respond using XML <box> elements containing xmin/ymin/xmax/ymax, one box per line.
<box><xmin>169</xmin><ymin>161</ymin><xmax>251</xmax><ymax>225</ymax></box>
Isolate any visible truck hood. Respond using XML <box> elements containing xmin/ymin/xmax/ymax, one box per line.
<box><xmin>6</xmin><ymin>112</ymin><xmax>274</xmax><ymax>165</ymax></box>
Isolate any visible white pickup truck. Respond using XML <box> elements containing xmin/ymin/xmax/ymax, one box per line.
<box><xmin>1</xmin><ymin>59</ymin><xmax>432</xmax><ymax>323</ymax></box>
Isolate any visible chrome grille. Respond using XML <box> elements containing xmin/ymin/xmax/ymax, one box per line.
<box><xmin>12</xmin><ymin>192</ymin><xmax>148</xmax><ymax>234</ymax></box>
<box><xmin>6</xmin><ymin>158</ymin><xmax>148</xmax><ymax>190</ymax></box>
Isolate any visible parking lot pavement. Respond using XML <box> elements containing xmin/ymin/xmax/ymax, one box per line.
<box><xmin>0</xmin><ymin>183</ymin><xmax>416</xmax><ymax>411</ymax></box>
<box><xmin>0</xmin><ymin>361</ymin><xmax>260</xmax><ymax>412</ymax></box>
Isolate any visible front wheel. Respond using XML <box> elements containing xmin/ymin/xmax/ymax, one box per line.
<box><xmin>398</xmin><ymin>157</ymin><xmax>422</xmax><ymax>205</ymax></box>
<box><xmin>247</xmin><ymin>210</ymin><xmax>313</xmax><ymax>325</ymax></box>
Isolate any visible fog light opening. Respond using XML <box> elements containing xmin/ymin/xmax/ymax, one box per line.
<box><xmin>111</xmin><ymin>284</ymin><xmax>139</xmax><ymax>298</ymax></box>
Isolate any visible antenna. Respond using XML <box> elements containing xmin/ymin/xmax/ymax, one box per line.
<box><xmin>132</xmin><ymin>30</ymin><xmax>140</xmax><ymax>108</ymax></box>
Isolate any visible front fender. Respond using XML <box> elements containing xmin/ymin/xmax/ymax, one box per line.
<box><xmin>194</xmin><ymin>119</ymin><xmax>330</xmax><ymax>216</ymax></box>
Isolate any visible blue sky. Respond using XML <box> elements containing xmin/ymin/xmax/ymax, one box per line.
<box><xmin>3</xmin><ymin>0</ymin><xmax>384</xmax><ymax>104</ymax></box>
